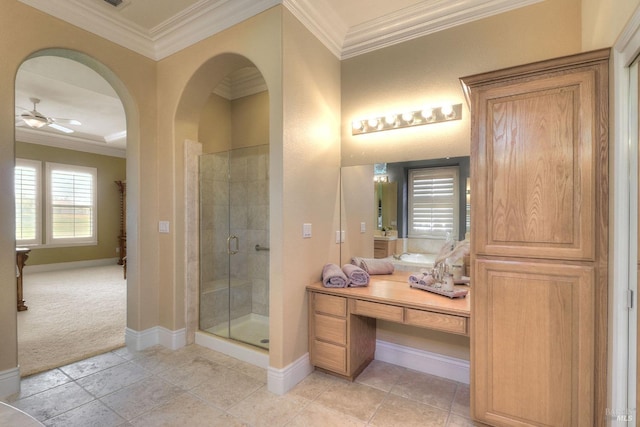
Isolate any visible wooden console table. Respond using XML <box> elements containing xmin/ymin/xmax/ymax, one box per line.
<box><xmin>16</xmin><ymin>247</ymin><xmax>31</xmax><ymax>311</ymax></box>
<box><xmin>307</xmin><ymin>272</ymin><xmax>470</xmax><ymax>380</ymax></box>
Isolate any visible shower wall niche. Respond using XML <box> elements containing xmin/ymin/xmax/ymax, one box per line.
<box><xmin>199</xmin><ymin>144</ymin><xmax>269</xmax><ymax>349</ymax></box>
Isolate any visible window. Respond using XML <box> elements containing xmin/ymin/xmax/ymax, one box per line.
<box><xmin>15</xmin><ymin>159</ymin><xmax>41</xmax><ymax>245</ymax></box>
<box><xmin>408</xmin><ymin>166</ymin><xmax>459</xmax><ymax>239</ymax></box>
<box><xmin>46</xmin><ymin>163</ymin><xmax>97</xmax><ymax>245</ymax></box>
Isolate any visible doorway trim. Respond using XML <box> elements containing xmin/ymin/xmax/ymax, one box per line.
<box><xmin>613</xmin><ymin>6</ymin><xmax>640</xmax><ymax>422</ymax></box>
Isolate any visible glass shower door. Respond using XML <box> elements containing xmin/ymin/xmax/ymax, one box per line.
<box><xmin>199</xmin><ymin>145</ymin><xmax>270</xmax><ymax>350</ymax></box>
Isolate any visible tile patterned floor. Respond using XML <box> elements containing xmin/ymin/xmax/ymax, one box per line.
<box><xmin>3</xmin><ymin>344</ymin><xmax>479</xmax><ymax>426</ymax></box>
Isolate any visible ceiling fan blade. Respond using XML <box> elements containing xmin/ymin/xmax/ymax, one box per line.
<box><xmin>51</xmin><ymin>118</ymin><xmax>81</xmax><ymax>126</ymax></box>
<box><xmin>48</xmin><ymin>123</ymin><xmax>74</xmax><ymax>134</ymax></box>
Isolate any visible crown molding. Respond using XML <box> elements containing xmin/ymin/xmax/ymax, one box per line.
<box><xmin>340</xmin><ymin>0</ymin><xmax>545</xmax><ymax>59</ymax></box>
<box><xmin>18</xmin><ymin>0</ymin><xmax>279</xmax><ymax>60</ymax></box>
<box><xmin>16</xmin><ymin>128</ymin><xmax>126</xmax><ymax>158</ymax></box>
<box><xmin>151</xmin><ymin>0</ymin><xmax>280</xmax><ymax>60</ymax></box>
<box><xmin>19</xmin><ymin>0</ymin><xmax>543</xmax><ymax>61</ymax></box>
<box><xmin>282</xmin><ymin>0</ymin><xmax>346</xmax><ymax>59</ymax></box>
<box><xmin>19</xmin><ymin>0</ymin><xmax>156</xmax><ymax>58</ymax></box>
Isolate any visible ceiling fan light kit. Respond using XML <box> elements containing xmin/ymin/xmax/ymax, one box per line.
<box><xmin>17</xmin><ymin>97</ymin><xmax>81</xmax><ymax>134</ymax></box>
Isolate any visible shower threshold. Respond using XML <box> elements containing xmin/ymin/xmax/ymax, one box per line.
<box><xmin>205</xmin><ymin>313</ymin><xmax>269</xmax><ymax>350</ymax></box>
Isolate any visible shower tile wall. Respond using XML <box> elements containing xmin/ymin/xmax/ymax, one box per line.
<box><xmin>199</xmin><ymin>145</ymin><xmax>269</xmax><ymax>331</ymax></box>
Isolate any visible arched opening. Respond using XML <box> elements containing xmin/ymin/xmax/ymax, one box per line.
<box><xmin>178</xmin><ymin>53</ymin><xmax>270</xmax><ymax>362</ymax></box>
<box><xmin>13</xmin><ymin>48</ymin><xmax>139</xmax><ymax>375</ymax></box>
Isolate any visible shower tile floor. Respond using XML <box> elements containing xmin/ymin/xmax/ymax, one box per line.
<box><xmin>206</xmin><ymin>313</ymin><xmax>270</xmax><ymax>349</ymax></box>
<box><xmin>3</xmin><ymin>344</ymin><xmax>477</xmax><ymax>426</ymax></box>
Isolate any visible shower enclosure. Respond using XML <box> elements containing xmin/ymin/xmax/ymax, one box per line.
<box><xmin>199</xmin><ymin>144</ymin><xmax>269</xmax><ymax>350</ymax></box>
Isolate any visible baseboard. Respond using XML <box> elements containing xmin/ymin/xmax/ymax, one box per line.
<box><xmin>24</xmin><ymin>257</ymin><xmax>120</xmax><ymax>274</ymax></box>
<box><xmin>125</xmin><ymin>327</ymin><xmax>186</xmax><ymax>352</ymax></box>
<box><xmin>267</xmin><ymin>353</ymin><xmax>313</xmax><ymax>395</ymax></box>
<box><xmin>195</xmin><ymin>331</ymin><xmax>268</xmax><ymax>368</ymax></box>
<box><xmin>375</xmin><ymin>339</ymin><xmax>470</xmax><ymax>384</ymax></box>
<box><xmin>0</xmin><ymin>366</ymin><xmax>21</xmax><ymax>399</ymax></box>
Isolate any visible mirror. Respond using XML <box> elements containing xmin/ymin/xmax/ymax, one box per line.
<box><xmin>340</xmin><ymin>156</ymin><xmax>470</xmax><ymax>270</ymax></box>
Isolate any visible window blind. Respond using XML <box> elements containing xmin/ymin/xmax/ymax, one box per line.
<box><xmin>15</xmin><ymin>161</ymin><xmax>40</xmax><ymax>243</ymax></box>
<box><xmin>49</xmin><ymin>165</ymin><xmax>96</xmax><ymax>242</ymax></box>
<box><xmin>408</xmin><ymin>167</ymin><xmax>458</xmax><ymax>238</ymax></box>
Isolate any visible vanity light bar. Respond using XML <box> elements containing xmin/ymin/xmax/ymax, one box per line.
<box><xmin>351</xmin><ymin>104</ymin><xmax>462</xmax><ymax>135</ymax></box>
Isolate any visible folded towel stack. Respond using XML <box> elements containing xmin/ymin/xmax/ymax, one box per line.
<box><xmin>322</xmin><ymin>263</ymin><xmax>348</xmax><ymax>288</ymax></box>
<box><xmin>408</xmin><ymin>272</ymin><xmax>436</xmax><ymax>286</ymax></box>
<box><xmin>351</xmin><ymin>257</ymin><xmax>395</xmax><ymax>275</ymax></box>
<box><xmin>342</xmin><ymin>264</ymin><xmax>370</xmax><ymax>287</ymax></box>
<box><xmin>322</xmin><ymin>263</ymin><xmax>370</xmax><ymax>288</ymax></box>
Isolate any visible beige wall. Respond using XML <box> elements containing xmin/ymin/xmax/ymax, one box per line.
<box><xmin>279</xmin><ymin>9</ymin><xmax>342</xmax><ymax>366</ymax></box>
<box><xmin>341</xmin><ymin>0</ymin><xmax>582</xmax><ymax>167</ymax></box>
<box><xmin>15</xmin><ymin>142</ymin><xmax>126</xmax><ymax>265</ymax></box>
<box><xmin>199</xmin><ymin>93</ymin><xmax>231</xmax><ymax>153</ymax></box>
<box><xmin>340</xmin><ymin>0</ymin><xmax>582</xmax><ymax>360</ymax></box>
<box><xmin>199</xmin><ymin>90</ymin><xmax>269</xmax><ymax>154</ymax></box>
<box><xmin>0</xmin><ymin>1</ymin><xmax>158</xmax><ymax>374</ymax></box>
<box><xmin>582</xmin><ymin>0</ymin><xmax>640</xmax><ymax>49</ymax></box>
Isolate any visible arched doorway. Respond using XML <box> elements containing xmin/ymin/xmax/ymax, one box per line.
<box><xmin>178</xmin><ymin>53</ymin><xmax>271</xmax><ymax>364</ymax></box>
<box><xmin>13</xmin><ymin>49</ymin><xmax>139</xmax><ymax>375</ymax></box>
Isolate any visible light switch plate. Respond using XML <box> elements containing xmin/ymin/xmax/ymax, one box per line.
<box><xmin>159</xmin><ymin>221</ymin><xmax>170</xmax><ymax>233</ymax></box>
<box><xmin>360</xmin><ymin>222</ymin><xmax>366</xmax><ymax>233</ymax></box>
<box><xmin>335</xmin><ymin>231</ymin><xmax>341</xmax><ymax>244</ymax></box>
<box><xmin>303</xmin><ymin>223</ymin><xmax>312</xmax><ymax>238</ymax></box>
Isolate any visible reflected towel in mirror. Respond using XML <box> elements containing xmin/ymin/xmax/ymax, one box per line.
<box><xmin>351</xmin><ymin>257</ymin><xmax>395</xmax><ymax>275</ymax></box>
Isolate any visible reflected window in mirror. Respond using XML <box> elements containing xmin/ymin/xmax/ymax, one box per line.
<box><xmin>408</xmin><ymin>166</ymin><xmax>458</xmax><ymax>239</ymax></box>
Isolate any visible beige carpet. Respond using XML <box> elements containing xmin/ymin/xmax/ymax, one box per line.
<box><xmin>17</xmin><ymin>264</ymin><xmax>126</xmax><ymax>377</ymax></box>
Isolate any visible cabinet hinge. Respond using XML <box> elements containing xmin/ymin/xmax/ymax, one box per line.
<box><xmin>628</xmin><ymin>289</ymin><xmax>634</xmax><ymax>310</ymax></box>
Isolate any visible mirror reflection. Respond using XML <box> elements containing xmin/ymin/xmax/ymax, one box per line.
<box><xmin>341</xmin><ymin>156</ymin><xmax>470</xmax><ymax>273</ymax></box>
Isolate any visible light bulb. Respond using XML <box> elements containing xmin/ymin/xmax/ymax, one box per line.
<box><xmin>401</xmin><ymin>112</ymin><xmax>414</xmax><ymax>123</ymax></box>
<box><xmin>421</xmin><ymin>108</ymin><xmax>435</xmax><ymax>122</ymax></box>
<box><xmin>367</xmin><ymin>118</ymin><xmax>379</xmax><ymax>128</ymax></box>
<box><xmin>384</xmin><ymin>114</ymin><xmax>397</xmax><ymax>126</ymax></box>
<box><xmin>352</xmin><ymin>120</ymin><xmax>363</xmax><ymax>131</ymax></box>
<box><xmin>441</xmin><ymin>104</ymin><xmax>455</xmax><ymax>119</ymax></box>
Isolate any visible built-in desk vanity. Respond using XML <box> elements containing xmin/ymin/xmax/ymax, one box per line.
<box><xmin>307</xmin><ymin>272</ymin><xmax>470</xmax><ymax>380</ymax></box>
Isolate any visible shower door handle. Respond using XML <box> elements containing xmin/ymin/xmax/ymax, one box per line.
<box><xmin>227</xmin><ymin>235</ymin><xmax>239</xmax><ymax>255</ymax></box>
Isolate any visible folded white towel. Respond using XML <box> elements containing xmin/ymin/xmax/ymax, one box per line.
<box><xmin>322</xmin><ymin>263</ymin><xmax>348</xmax><ymax>288</ymax></box>
<box><xmin>342</xmin><ymin>264</ymin><xmax>369</xmax><ymax>287</ymax></box>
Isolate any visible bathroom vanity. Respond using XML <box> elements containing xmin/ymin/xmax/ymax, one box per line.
<box><xmin>307</xmin><ymin>272</ymin><xmax>470</xmax><ymax>380</ymax></box>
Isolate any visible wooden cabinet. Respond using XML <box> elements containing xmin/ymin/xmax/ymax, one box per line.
<box><xmin>308</xmin><ymin>292</ymin><xmax>375</xmax><ymax>379</ymax></box>
<box><xmin>461</xmin><ymin>49</ymin><xmax>609</xmax><ymax>426</ymax></box>
<box><xmin>307</xmin><ymin>274</ymin><xmax>470</xmax><ymax>380</ymax></box>
<box><xmin>373</xmin><ymin>239</ymin><xmax>395</xmax><ymax>258</ymax></box>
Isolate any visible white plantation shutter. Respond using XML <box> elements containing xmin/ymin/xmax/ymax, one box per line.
<box><xmin>47</xmin><ymin>163</ymin><xmax>97</xmax><ymax>244</ymax></box>
<box><xmin>408</xmin><ymin>167</ymin><xmax>458</xmax><ymax>238</ymax></box>
<box><xmin>15</xmin><ymin>159</ymin><xmax>41</xmax><ymax>245</ymax></box>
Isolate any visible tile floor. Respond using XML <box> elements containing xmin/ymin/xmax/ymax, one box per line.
<box><xmin>3</xmin><ymin>344</ymin><xmax>478</xmax><ymax>426</ymax></box>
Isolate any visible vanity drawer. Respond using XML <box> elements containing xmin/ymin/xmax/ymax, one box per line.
<box><xmin>314</xmin><ymin>293</ymin><xmax>347</xmax><ymax>317</ymax></box>
<box><xmin>312</xmin><ymin>339</ymin><xmax>347</xmax><ymax>374</ymax></box>
<box><xmin>314</xmin><ymin>314</ymin><xmax>347</xmax><ymax>345</ymax></box>
<box><xmin>404</xmin><ymin>308</ymin><xmax>468</xmax><ymax>335</ymax></box>
<box><xmin>351</xmin><ymin>299</ymin><xmax>404</xmax><ymax>323</ymax></box>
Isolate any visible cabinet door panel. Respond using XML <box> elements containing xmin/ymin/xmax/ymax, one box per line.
<box><xmin>472</xmin><ymin>259</ymin><xmax>594</xmax><ymax>426</ymax></box>
<box><xmin>474</xmin><ymin>71</ymin><xmax>595</xmax><ymax>260</ymax></box>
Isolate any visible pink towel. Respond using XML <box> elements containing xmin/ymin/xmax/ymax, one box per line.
<box><xmin>342</xmin><ymin>264</ymin><xmax>369</xmax><ymax>287</ymax></box>
<box><xmin>322</xmin><ymin>263</ymin><xmax>347</xmax><ymax>288</ymax></box>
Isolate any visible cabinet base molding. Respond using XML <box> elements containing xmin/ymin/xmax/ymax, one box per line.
<box><xmin>375</xmin><ymin>340</ymin><xmax>470</xmax><ymax>384</ymax></box>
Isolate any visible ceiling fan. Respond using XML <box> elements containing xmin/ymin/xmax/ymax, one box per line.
<box><xmin>16</xmin><ymin>97</ymin><xmax>81</xmax><ymax>134</ymax></box>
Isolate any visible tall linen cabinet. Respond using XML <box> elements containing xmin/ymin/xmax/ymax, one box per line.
<box><xmin>460</xmin><ymin>49</ymin><xmax>609</xmax><ymax>426</ymax></box>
